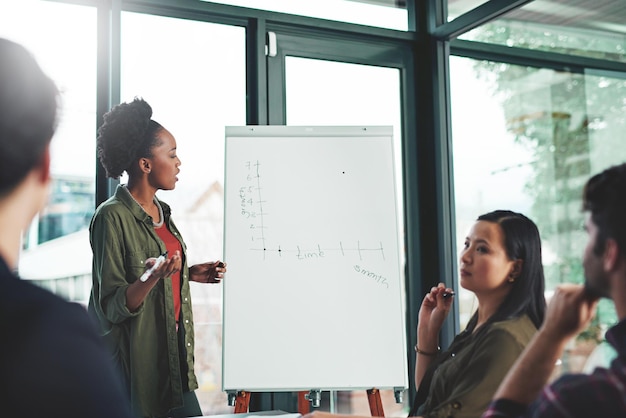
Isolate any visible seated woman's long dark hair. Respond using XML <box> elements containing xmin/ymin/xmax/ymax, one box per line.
<box><xmin>475</xmin><ymin>209</ymin><xmax>546</xmax><ymax>329</ymax></box>
<box><xmin>409</xmin><ymin>210</ymin><xmax>546</xmax><ymax>416</ymax></box>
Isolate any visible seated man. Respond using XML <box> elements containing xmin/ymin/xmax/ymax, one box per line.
<box><xmin>483</xmin><ymin>162</ymin><xmax>626</xmax><ymax>418</ymax></box>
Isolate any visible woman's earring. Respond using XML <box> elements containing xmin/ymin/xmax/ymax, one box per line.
<box><xmin>508</xmin><ymin>275</ymin><xmax>515</xmax><ymax>283</ymax></box>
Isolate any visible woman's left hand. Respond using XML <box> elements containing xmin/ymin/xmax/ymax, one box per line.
<box><xmin>417</xmin><ymin>282</ymin><xmax>455</xmax><ymax>345</ymax></box>
<box><xmin>190</xmin><ymin>260</ymin><xmax>227</xmax><ymax>283</ymax></box>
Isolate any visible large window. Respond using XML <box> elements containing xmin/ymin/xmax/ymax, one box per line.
<box><xmin>450</xmin><ymin>54</ymin><xmax>625</xmax><ymax>375</ymax></box>
<box><xmin>1</xmin><ymin>0</ymin><xmax>97</xmax><ymax>303</ymax></box>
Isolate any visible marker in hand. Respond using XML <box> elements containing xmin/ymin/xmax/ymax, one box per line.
<box><xmin>140</xmin><ymin>252</ymin><xmax>168</xmax><ymax>282</ymax></box>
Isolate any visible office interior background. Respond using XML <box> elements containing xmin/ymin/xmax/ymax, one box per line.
<box><xmin>3</xmin><ymin>0</ymin><xmax>625</xmax><ymax>415</ymax></box>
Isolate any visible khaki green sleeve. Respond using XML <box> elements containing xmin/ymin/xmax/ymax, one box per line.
<box><xmin>90</xmin><ymin>209</ymin><xmax>143</xmax><ymax>326</ymax></box>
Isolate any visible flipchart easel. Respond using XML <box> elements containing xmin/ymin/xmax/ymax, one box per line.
<box><xmin>222</xmin><ymin>127</ymin><xmax>408</xmax><ymax>417</ymax></box>
<box><xmin>230</xmin><ymin>388</ymin><xmax>396</xmax><ymax>417</ymax></box>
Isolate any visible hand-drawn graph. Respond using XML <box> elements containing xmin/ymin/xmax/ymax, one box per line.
<box><xmin>237</xmin><ymin>159</ymin><xmax>387</xmax><ymax>262</ymax></box>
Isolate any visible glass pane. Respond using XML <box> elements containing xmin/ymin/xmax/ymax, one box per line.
<box><xmin>121</xmin><ymin>11</ymin><xmax>246</xmax><ymax>414</ymax></box>
<box><xmin>450</xmin><ymin>55</ymin><xmax>624</xmax><ymax>376</ymax></box>
<box><xmin>447</xmin><ymin>0</ymin><xmax>490</xmax><ymax>21</ymax></box>
<box><xmin>202</xmin><ymin>0</ymin><xmax>408</xmax><ymax>31</ymax></box>
<box><xmin>1</xmin><ymin>0</ymin><xmax>97</xmax><ymax>306</ymax></box>
<box><xmin>285</xmin><ymin>56</ymin><xmax>407</xmax><ymax>416</ymax></box>
<box><xmin>460</xmin><ymin>0</ymin><xmax>626</xmax><ymax>63</ymax></box>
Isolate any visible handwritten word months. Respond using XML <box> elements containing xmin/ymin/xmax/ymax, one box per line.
<box><xmin>354</xmin><ymin>265</ymin><xmax>389</xmax><ymax>289</ymax></box>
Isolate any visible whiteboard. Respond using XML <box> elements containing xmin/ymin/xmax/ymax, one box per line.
<box><xmin>222</xmin><ymin>126</ymin><xmax>407</xmax><ymax>393</ymax></box>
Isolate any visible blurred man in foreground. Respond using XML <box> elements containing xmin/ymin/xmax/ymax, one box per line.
<box><xmin>0</xmin><ymin>38</ymin><xmax>133</xmax><ymax>418</ymax></box>
<box><xmin>483</xmin><ymin>162</ymin><xmax>626</xmax><ymax>418</ymax></box>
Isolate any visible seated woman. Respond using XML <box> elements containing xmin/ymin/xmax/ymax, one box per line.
<box><xmin>409</xmin><ymin>209</ymin><xmax>546</xmax><ymax>417</ymax></box>
<box><xmin>303</xmin><ymin>209</ymin><xmax>546</xmax><ymax>418</ymax></box>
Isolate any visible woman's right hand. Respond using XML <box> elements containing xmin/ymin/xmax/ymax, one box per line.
<box><xmin>417</xmin><ymin>282</ymin><xmax>454</xmax><ymax>347</ymax></box>
<box><xmin>143</xmin><ymin>250</ymin><xmax>181</xmax><ymax>281</ymax></box>
<box><xmin>126</xmin><ymin>251</ymin><xmax>182</xmax><ymax>312</ymax></box>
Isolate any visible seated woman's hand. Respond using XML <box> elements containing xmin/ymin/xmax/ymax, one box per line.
<box><xmin>418</xmin><ymin>282</ymin><xmax>454</xmax><ymax>340</ymax></box>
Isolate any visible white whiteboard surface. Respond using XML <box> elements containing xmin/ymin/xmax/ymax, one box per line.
<box><xmin>222</xmin><ymin>126</ymin><xmax>407</xmax><ymax>393</ymax></box>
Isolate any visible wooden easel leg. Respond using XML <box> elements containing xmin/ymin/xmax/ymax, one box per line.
<box><xmin>366</xmin><ymin>388</ymin><xmax>385</xmax><ymax>417</ymax></box>
<box><xmin>234</xmin><ymin>391</ymin><xmax>251</xmax><ymax>413</ymax></box>
<box><xmin>298</xmin><ymin>391</ymin><xmax>311</xmax><ymax>415</ymax></box>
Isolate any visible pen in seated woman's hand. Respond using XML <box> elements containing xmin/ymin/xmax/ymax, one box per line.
<box><xmin>418</xmin><ymin>282</ymin><xmax>455</xmax><ymax>339</ymax></box>
<box><xmin>190</xmin><ymin>260</ymin><xmax>227</xmax><ymax>283</ymax></box>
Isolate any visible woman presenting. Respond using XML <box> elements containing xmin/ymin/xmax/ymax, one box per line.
<box><xmin>88</xmin><ymin>97</ymin><xmax>226</xmax><ymax>417</ymax></box>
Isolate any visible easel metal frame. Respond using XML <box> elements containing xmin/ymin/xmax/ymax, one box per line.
<box><xmin>232</xmin><ymin>389</ymin><xmax>386</xmax><ymax>417</ymax></box>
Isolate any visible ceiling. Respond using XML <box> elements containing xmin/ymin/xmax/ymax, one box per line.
<box><xmin>449</xmin><ymin>0</ymin><xmax>626</xmax><ymax>35</ymax></box>
<box><xmin>509</xmin><ymin>0</ymin><xmax>626</xmax><ymax>36</ymax></box>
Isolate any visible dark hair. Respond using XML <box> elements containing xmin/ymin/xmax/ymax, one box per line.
<box><xmin>0</xmin><ymin>38</ymin><xmax>58</xmax><ymax>196</ymax></box>
<box><xmin>583</xmin><ymin>163</ymin><xmax>626</xmax><ymax>257</ymax></box>
<box><xmin>470</xmin><ymin>210</ymin><xmax>546</xmax><ymax>330</ymax></box>
<box><xmin>96</xmin><ymin>97</ymin><xmax>163</xmax><ymax>179</ymax></box>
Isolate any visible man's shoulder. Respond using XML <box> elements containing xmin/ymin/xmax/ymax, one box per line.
<box><xmin>484</xmin><ymin>368</ymin><xmax>626</xmax><ymax>418</ymax></box>
<box><xmin>0</xmin><ymin>274</ymin><xmax>134</xmax><ymax>417</ymax></box>
<box><xmin>1</xmin><ymin>271</ymin><xmax>93</xmax><ymax>332</ymax></box>
<box><xmin>2</xmin><ymin>269</ymin><xmax>74</xmax><ymax>309</ymax></box>
<box><xmin>533</xmin><ymin>366</ymin><xmax>626</xmax><ymax>417</ymax></box>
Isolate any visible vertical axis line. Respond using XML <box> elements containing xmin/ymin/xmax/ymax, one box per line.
<box><xmin>254</xmin><ymin>160</ymin><xmax>267</xmax><ymax>260</ymax></box>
